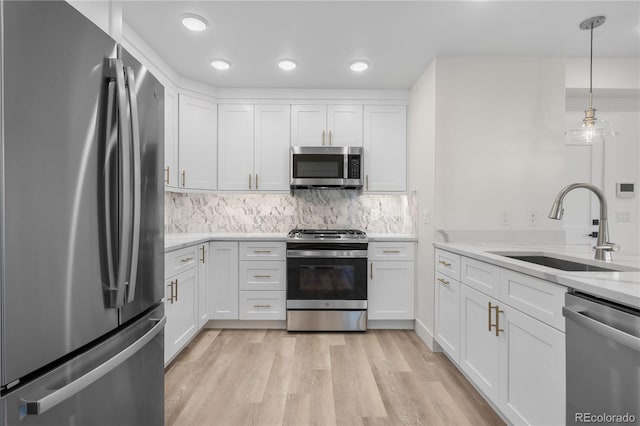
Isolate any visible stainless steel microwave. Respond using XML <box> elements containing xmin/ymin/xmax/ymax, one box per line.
<box><xmin>290</xmin><ymin>146</ymin><xmax>363</xmax><ymax>189</ymax></box>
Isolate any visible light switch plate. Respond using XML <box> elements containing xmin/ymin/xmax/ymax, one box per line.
<box><xmin>615</xmin><ymin>210</ymin><xmax>632</xmax><ymax>222</ymax></box>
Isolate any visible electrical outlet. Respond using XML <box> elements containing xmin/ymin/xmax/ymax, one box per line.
<box><xmin>422</xmin><ymin>209</ymin><xmax>431</xmax><ymax>225</ymax></box>
<box><xmin>528</xmin><ymin>210</ymin><xmax>538</xmax><ymax>226</ymax></box>
<box><xmin>615</xmin><ymin>210</ymin><xmax>632</xmax><ymax>222</ymax></box>
<box><xmin>501</xmin><ymin>210</ymin><xmax>511</xmax><ymax>226</ymax></box>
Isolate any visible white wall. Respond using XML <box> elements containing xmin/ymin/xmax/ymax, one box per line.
<box><xmin>434</xmin><ymin>58</ymin><xmax>567</xmax><ymax>231</ymax></box>
<box><xmin>408</xmin><ymin>60</ymin><xmax>437</xmax><ymax>347</ymax></box>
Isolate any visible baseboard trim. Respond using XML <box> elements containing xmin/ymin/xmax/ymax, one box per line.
<box><xmin>414</xmin><ymin>318</ymin><xmax>437</xmax><ymax>351</ymax></box>
<box><xmin>367</xmin><ymin>320</ymin><xmax>414</xmax><ymax>330</ymax></box>
<box><xmin>206</xmin><ymin>320</ymin><xmax>287</xmax><ymax>329</ymax></box>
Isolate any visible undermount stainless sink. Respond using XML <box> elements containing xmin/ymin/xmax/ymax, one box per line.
<box><xmin>490</xmin><ymin>252</ymin><xmax>640</xmax><ymax>273</ymax></box>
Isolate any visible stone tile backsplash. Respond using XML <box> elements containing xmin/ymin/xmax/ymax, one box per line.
<box><xmin>165</xmin><ymin>190</ymin><xmax>416</xmax><ymax>235</ymax></box>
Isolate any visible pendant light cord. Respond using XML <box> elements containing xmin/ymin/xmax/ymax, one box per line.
<box><xmin>589</xmin><ymin>24</ymin><xmax>594</xmax><ymax>108</ymax></box>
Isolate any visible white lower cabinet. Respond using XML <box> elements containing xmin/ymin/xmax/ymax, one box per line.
<box><xmin>210</xmin><ymin>241</ymin><xmax>239</xmax><ymax>320</ymax></box>
<box><xmin>238</xmin><ymin>242</ymin><xmax>286</xmax><ymax>320</ymax></box>
<box><xmin>239</xmin><ymin>291</ymin><xmax>285</xmax><ymax>320</ymax></box>
<box><xmin>368</xmin><ymin>242</ymin><xmax>415</xmax><ymax>320</ymax></box>
<box><xmin>434</xmin><ymin>272</ymin><xmax>461</xmax><ymax>364</ymax></box>
<box><xmin>164</xmin><ymin>267</ymin><xmax>198</xmax><ymax>364</ymax></box>
<box><xmin>436</xmin><ymin>249</ymin><xmax>566</xmax><ymax>426</ymax></box>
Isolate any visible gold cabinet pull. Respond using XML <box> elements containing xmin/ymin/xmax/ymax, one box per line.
<box><xmin>175</xmin><ymin>278</ymin><xmax>178</xmax><ymax>302</ymax></box>
<box><xmin>322</xmin><ymin>130</ymin><xmax>326</xmax><ymax>146</ymax></box>
<box><xmin>181</xmin><ymin>257</ymin><xmax>194</xmax><ymax>263</ymax></box>
<box><xmin>329</xmin><ymin>130</ymin><xmax>333</xmax><ymax>145</ymax></box>
<box><xmin>256</xmin><ymin>174</ymin><xmax>258</xmax><ymax>190</ymax></box>
<box><xmin>253</xmin><ymin>304</ymin><xmax>272</xmax><ymax>308</ymax></box>
<box><xmin>493</xmin><ymin>305</ymin><xmax>504</xmax><ymax>337</ymax></box>
<box><xmin>370</xmin><ymin>263</ymin><xmax>373</xmax><ymax>280</ymax></box>
<box><xmin>253</xmin><ymin>250</ymin><xmax>272</xmax><ymax>254</ymax></box>
<box><xmin>437</xmin><ymin>277</ymin><xmax>449</xmax><ymax>285</ymax></box>
<box><xmin>164</xmin><ymin>166</ymin><xmax>170</xmax><ymax>184</ymax></box>
<box><xmin>488</xmin><ymin>302</ymin><xmax>493</xmax><ymax>332</ymax></box>
<box><xmin>365</xmin><ymin>174</ymin><xmax>369</xmax><ymax>191</ymax></box>
<box><xmin>200</xmin><ymin>246</ymin><xmax>205</xmax><ymax>263</ymax></box>
<box><xmin>167</xmin><ymin>281</ymin><xmax>175</xmax><ymax>304</ymax></box>
<box><xmin>383</xmin><ymin>250</ymin><xmax>401</xmax><ymax>254</ymax></box>
<box><xmin>181</xmin><ymin>170</ymin><xmax>186</xmax><ymax>187</ymax></box>
<box><xmin>249</xmin><ymin>174</ymin><xmax>252</xmax><ymax>190</ymax></box>
<box><xmin>438</xmin><ymin>260</ymin><xmax>452</xmax><ymax>267</ymax></box>
<box><xmin>253</xmin><ymin>275</ymin><xmax>272</xmax><ymax>279</ymax></box>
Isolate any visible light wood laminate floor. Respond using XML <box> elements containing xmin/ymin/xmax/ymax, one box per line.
<box><xmin>165</xmin><ymin>329</ymin><xmax>504</xmax><ymax>426</ymax></box>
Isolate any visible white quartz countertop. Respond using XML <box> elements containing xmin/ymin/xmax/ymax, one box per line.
<box><xmin>165</xmin><ymin>232</ymin><xmax>416</xmax><ymax>252</ymax></box>
<box><xmin>435</xmin><ymin>242</ymin><xmax>640</xmax><ymax>309</ymax></box>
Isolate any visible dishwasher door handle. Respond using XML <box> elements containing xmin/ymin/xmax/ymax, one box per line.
<box><xmin>563</xmin><ymin>305</ymin><xmax>640</xmax><ymax>352</ymax></box>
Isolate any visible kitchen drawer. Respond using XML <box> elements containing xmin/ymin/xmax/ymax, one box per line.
<box><xmin>369</xmin><ymin>242</ymin><xmax>415</xmax><ymax>261</ymax></box>
<box><xmin>461</xmin><ymin>256</ymin><xmax>500</xmax><ymax>298</ymax></box>
<box><xmin>165</xmin><ymin>245</ymin><xmax>199</xmax><ymax>278</ymax></box>
<box><xmin>499</xmin><ymin>269</ymin><xmax>567</xmax><ymax>331</ymax></box>
<box><xmin>239</xmin><ymin>261</ymin><xmax>285</xmax><ymax>291</ymax></box>
<box><xmin>435</xmin><ymin>249</ymin><xmax>461</xmax><ymax>281</ymax></box>
<box><xmin>239</xmin><ymin>291</ymin><xmax>286</xmax><ymax>320</ymax></box>
<box><xmin>239</xmin><ymin>241</ymin><xmax>285</xmax><ymax>261</ymax></box>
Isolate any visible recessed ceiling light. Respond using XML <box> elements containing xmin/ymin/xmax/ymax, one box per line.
<box><xmin>180</xmin><ymin>13</ymin><xmax>209</xmax><ymax>32</ymax></box>
<box><xmin>278</xmin><ymin>60</ymin><xmax>297</xmax><ymax>71</ymax></box>
<box><xmin>210</xmin><ymin>59</ymin><xmax>231</xmax><ymax>70</ymax></box>
<box><xmin>350</xmin><ymin>60</ymin><xmax>369</xmax><ymax>72</ymax></box>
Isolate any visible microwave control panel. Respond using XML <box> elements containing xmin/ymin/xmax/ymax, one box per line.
<box><xmin>348</xmin><ymin>155</ymin><xmax>361</xmax><ymax>179</ymax></box>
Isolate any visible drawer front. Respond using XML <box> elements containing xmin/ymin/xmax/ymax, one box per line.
<box><xmin>239</xmin><ymin>291</ymin><xmax>286</xmax><ymax>320</ymax></box>
<box><xmin>239</xmin><ymin>241</ymin><xmax>285</xmax><ymax>261</ymax></box>
<box><xmin>435</xmin><ymin>249</ymin><xmax>461</xmax><ymax>280</ymax></box>
<box><xmin>239</xmin><ymin>261</ymin><xmax>285</xmax><ymax>291</ymax></box>
<box><xmin>499</xmin><ymin>269</ymin><xmax>567</xmax><ymax>331</ymax></box>
<box><xmin>460</xmin><ymin>257</ymin><xmax>500</xmax><ymax>298</ymax></box>
<box><xmin>369</xmin><ymin>242</ymin><xmax>415</xmax><ymax>261</ymax></box>
<box><xmin>165</xmin><ymin>245</ymin><xmax>199</xmax><ymax>278</ymax></box>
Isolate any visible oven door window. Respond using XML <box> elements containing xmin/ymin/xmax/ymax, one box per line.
<box><xmin>292</xmin><ymin>154</ymin><xmax>344</xmax><ymax>179</ymax></box>
<box><xmin>287</xmin><ymin>257</ymin><xmax>367</xmax><ymax>300</ymax></box>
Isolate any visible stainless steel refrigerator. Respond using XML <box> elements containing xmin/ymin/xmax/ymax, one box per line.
<box><xmin>0</xmin><ymin>1</ymin><xmax>165</xmax><ymax>424</ymax></box>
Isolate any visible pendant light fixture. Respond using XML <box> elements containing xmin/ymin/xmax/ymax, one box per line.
<box><xmin>565</xmin><ymin>16</ymin><xmax>614</xmax><ymax>143</ymax></box>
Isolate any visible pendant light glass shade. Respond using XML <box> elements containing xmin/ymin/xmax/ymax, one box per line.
<box><xmin>565</xmin><ymin>16</ymin><xmax>615</xmax><ymax>143</ymax></box>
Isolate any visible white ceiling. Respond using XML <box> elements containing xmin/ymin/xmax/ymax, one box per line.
<box><xmin>122</xmin><ymin>1</ymin><xmax>640</xmax><ymax>90</ymax></box>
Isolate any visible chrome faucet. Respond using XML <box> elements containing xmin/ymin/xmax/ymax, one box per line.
<box><xmin>548</xmin><ymin>183</ymin><xmax>618</xmax><ymax>262</ymax></box>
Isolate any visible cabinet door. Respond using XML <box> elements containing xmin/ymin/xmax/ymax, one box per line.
<box><xmin>164</xmin><ymin>277</ymin><xmax>177</xmax><ymax>364</ymax></box>
<box><xmin>327</xmin><ymin>105</ymin><xmax>363</xmax><ymax>147</ymax></box>
<box><xmin>291</xmin><ymin>104</ymin><xmax>327</xmax><ymax>146</ymax></box>
<box><xmin>165</xmin><ymin>268</ymin><xmax>198</xmax><ymax>364</ymax></box>
<box><xmin>363</xmin><ymin>105</ymin><xmax>406</xmax><ymax>191</ymax></box>
<box><xmin>368</xmin><ymin>261</ymin><xmax>414</xmax><ymax>320</ymax></box>
<box><xmin>499</xmin><ymin>306</ymin><xmax>565</xmax><ymax>426</ymax></box>
<box><xmin>210</xmin><ymin>241</ymin><xmax>239</xmax><ymax>320</ymax></box>
<box><xmin>218</xmin><ymin>104</ymin><xmax>255</xmax><ymax>191</ymax></box>
<box><xmin>254</xmin><ymin>105</ymin><xmax>290</xmax><ymax>191</ymax></box>
<box><xmin>178</xmin><ymin>94</ymin><xmax>217</xmax><ymax>190</ymax></box>
<box><xmin>197</xmin><ymin>243</ymin><xmax>209</xmax><ymax>328</ymax></box>
<box><xmin>164</xmin><ymin>88</ymin><xmax>179</xmax><ymax>188</ymax></box>
<box><xmin>460</xmin><ymin>284</ymin><xmax>501</xmax><ymax>404</ymax></box>
<box><xmin>435</xmin><ymin>273</ymin><xmax>460</xmax><ymax>364</ymax></box>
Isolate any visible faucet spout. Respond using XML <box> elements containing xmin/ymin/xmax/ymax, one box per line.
<box><xmin>548</xmin><ymin>183</ymin><xmax>616</xmax><ymax>261</ymax></box>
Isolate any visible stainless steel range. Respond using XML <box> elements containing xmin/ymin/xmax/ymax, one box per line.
<box><xmin>286</xmin><ymin>229</ymin><xmax>368</xmax><ymax>331</ymax></box>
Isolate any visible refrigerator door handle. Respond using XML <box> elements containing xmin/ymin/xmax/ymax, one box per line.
<box><xmin>103</xmin><ymin>69</ymin><xmax>118</xmax><ymax>304</ymax></box>
<box><xmin>114</xmin><ymin>58</ymin><xmax>132</xmax><ymax>309</ymax></box>
<box><xmin>124</xmin><ymin>66</ymin><xmax>141</xmax><ymax>303</ymax></box>
<box><xmin>20</xmin><ymin>317</ymin><xmax>166</xmax><ymax>416</ymax></box>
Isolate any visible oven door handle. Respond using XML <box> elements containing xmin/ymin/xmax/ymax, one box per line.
<box><xmin>563</xmin><ymin>305</ymin><xmax>640</xmax><ymax>352</ymax></box>
<box><xmin>287</xmin><ymin>250</ymin><xmax>368</xmax><ymax>258</ymax></box>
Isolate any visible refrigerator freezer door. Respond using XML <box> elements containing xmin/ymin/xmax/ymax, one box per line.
<box><xmin>118</xmin><ymin>47</ymin><xmax>165</xmax><ymax>324</ymax></box>
<box><xmin>2</xmin><ymin>304</ymin><xmax>164</xmax><ymax>426</ymax></box>
<box><xmin>1</xmin><ymin>1</ymin><xmax>119</xmax><ymax>385</ymax></box>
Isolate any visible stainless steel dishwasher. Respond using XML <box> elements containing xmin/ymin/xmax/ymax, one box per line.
<box><xmin>563</xmin><ymin>292</ymin><xmax>640</xmax><ymax>425</ymax></box>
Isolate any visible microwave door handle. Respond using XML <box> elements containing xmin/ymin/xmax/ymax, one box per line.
<box><xmin>124</xmin><ymin>66</ymin><xmax>141</xmax><ymax>303</ymax></box>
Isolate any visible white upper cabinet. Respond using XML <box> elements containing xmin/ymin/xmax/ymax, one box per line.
<box><xmin>178</xmin><ymin>94</ymin><xmax>217</xmax><ymax>190</ymax></box>
<box><xmin>164</xmin><ymin>88</ymin><xmax>178</xmax><ymax>188</ymax></box>
<box><xmin>218</xmin><ymin>104</ymin><xmax>255</xmax><ymax>191</ymax></box>
<box><xmin>291</xmin><ymin>104</ymin><xmax>363</xmax><ymax>147</ymax></box>
<box><xmin>254</xmin><ymin>105</ymin><xmax>290</xmax><ymax>191</ymax></box>
<box><xmin>363</xmin><ymin>105</ymin><xmax>406</xmax><ymax>192</ymax></box>
<box><xmin>218</xmin><ymin>104</ymin><xmax>290</xmax><ymax>191</ymax></box>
